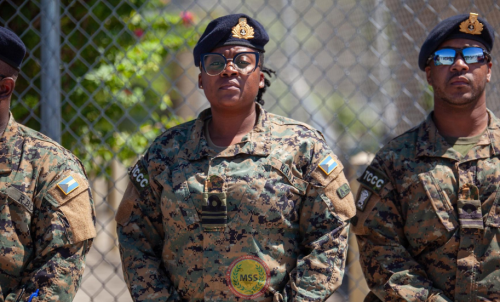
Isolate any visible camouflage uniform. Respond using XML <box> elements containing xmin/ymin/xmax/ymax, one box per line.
<box><xmin>116</xmin><ymin>104</ymin><xmax>356</xmax><ymax>302</ymax></box>
<box><xmin>0</xmin><ymin>115</ymin><xmax>96</xmax><ymax>301</ymax></box>
<box><xmin>353</xmin><ymin>111</ymin><xmax>500</xmax><ymax>302</ymax></box>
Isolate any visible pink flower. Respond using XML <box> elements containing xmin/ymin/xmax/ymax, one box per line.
<box><xmin>181</xmin><ymin>11</ymin><xmax>194</xmax><ymax>26</ymax></box>
<box><xmin>134</xmin><ymin>29</ymin><xmax>144</xmax><ymax>38</ymax></box>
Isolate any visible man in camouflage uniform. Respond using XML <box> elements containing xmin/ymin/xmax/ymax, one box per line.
<box><xmin>116</xmin><ymin>14</ymin><xmax>356</xmax><ymax>302</ymax></box>
<box><xmin>353</xmin><ymin>13</ymin><xmax>500</xmax><ymax>301</ymax></box>
<box><xmin>0</xmin><ymin>27</ymin><xmax>96</xmax><ymax>301</ymax></box>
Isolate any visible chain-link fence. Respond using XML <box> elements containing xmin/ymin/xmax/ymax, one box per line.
<box><xmin>2</xmin><ymin>0</ymin><xmax>500</xmax><ymax>301</ymax></box>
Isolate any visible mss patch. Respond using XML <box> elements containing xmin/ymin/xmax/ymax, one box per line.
<box><xmin>358</xmin><ymin>166</ymin><xmax>389</xmax><ymax>194</ymax></box>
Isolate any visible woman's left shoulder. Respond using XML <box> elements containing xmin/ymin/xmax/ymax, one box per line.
<box><xmin>267</xmin><ymin>112</ymin><xmax>326</xmax><ymax>143</ymax></box>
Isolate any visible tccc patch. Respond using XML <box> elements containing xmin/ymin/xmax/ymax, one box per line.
<box><xmin>57</xmin><ymin>176</ymin><xmax>80</xmax><ymax>195</ymax></box>
<box><xmin>318</xmin><ymin>155</ymin><xmax>338</xmax><ymax>176</ymax></box>
<box><xmin>358</xmin><ymin>166</ymin><xmax>389</xmax><ymax>194</ymax></box>
<box><xmin>226</xmin><ymin>256</ymin><xmax>270</xmax><ymax>299</ymax></box>
<box><xmin>129</xmin><ymin>159</ymin><xmax>149</xmax><ymax>193</ymax></box>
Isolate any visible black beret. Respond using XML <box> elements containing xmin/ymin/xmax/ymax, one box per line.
<box><xmin>418</xmin><ymin>13</ymin><xmax>494</xmax><ymax>71</ymax></box>
<box><xmin>0</xmin><ymin>27</ymin><xmax>26</xmax><ymax>71</ymax></box>
<box><xmin>193</xmin><ymin>14</ymin><xmax>269</xmax><ymax>67</ymax></box>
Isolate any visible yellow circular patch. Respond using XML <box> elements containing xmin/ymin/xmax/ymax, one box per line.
<box><xmin>226</xmin><ymin>256</ymin><xmax>270</xmax><ymax>299</ymax></box>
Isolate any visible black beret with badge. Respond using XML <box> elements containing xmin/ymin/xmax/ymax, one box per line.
<box><xmin>0</xmin><ymin>27</ymin><xmax>26</xmax><ymax>71</ymax></box>
<box><xmin>193</xmin><ymin>13</ymin><xmax>269</xmax><ymax>67</ymax></box>
<box><xmin>418</xmin><ymin>12</ymin><xmax>495</xmax><ymax>71</ymax></box>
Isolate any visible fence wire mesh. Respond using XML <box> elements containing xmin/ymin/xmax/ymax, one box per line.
<box><xmin>2</xmin><ymin>0</ymin><xmax>500</xmax><ymax>301</ymax></box>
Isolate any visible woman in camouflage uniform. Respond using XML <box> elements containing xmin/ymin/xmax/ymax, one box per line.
<box><xmin>116</xmin><ymin>13</ymin><xmax>355</xmax><ymax>302</ymax></box>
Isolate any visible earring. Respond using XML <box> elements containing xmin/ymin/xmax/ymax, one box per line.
<box><xmin>199</xmin><ymin>84</ymin><xmax>203</xmax><ymax>89</ymax></box>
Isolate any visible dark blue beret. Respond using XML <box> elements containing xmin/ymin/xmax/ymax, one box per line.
<box><xmin>0</xmin><ymin>27</ymin><xmax>26</xmax><ymax>71</ymax></box>
<box><xmin>193</xmin><ymin>14</ymin><xmax>269</xmax><ymax>67</ymax></box>
<box><xmin>418</xmin><ymin>13</ymin><xmax>494</xmax><ymax>71</ymax></box>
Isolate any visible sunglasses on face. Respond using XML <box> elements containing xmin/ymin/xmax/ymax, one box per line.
<box><xmin>427</xmin><ymin>47</ymin><xmax>491</xmax><ymax>67</ymax></box>
<box><xmin>201</xmin><ymin>52</ymin><xmax>260</xmax><ymax>76</ymax></box>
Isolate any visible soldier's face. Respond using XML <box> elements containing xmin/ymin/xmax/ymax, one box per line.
<box><xmin>425</xmin><ymin>38</ymin><xmax>492</xmax><ymax>107</ymax></box>
<box><xmin>199</xmin><ymin>45</ymin><xmax>264</xmax><ymax>111</ymax></box>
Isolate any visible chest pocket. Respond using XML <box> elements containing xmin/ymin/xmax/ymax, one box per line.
<box><xmin>485</xmin><ymin>186</ymin><xmax>500</xmax><ymax>228</ymax></box>
<box><xmin>158</xmin><ymin>165</ymin><xmax>200</xmax><ymax>236</ymax></box>
<box><xmin>419</xmin><ymin>172</ymin><xmax>458</xmax><ymax>232</ymax></box>
<box><xmin>0</xmin><ymin>187</ymin><xmax>34</xmax><ymax>280</ymax></box>
<box><xmin>253</xmin><ymin>158</ymin><xmax>307</xmax><ymax>229</ymax></box>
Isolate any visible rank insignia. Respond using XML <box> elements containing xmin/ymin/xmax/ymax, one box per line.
<box><xmin>318</xmin><ymin>155</ymin><xmax>338</xmax><ymax>175</ymax></box>
<box><xmin>459</xmin><ymin>12</ymin><xmax>484</xmax><ymax>35</ymax></box>
<box><xmin>232</xmin><ymin>18</ymin><xmax>255</xmax><ymax>39</ymax></box>
<box><xmin>57</xmin><ymin>175</ymin><xmax>80</xmax><ymax>195</ymax></box>
<box><xmin>202</xmin><ymin>193</ymin><xmax>227</xmax><ymax>231</ymax></box>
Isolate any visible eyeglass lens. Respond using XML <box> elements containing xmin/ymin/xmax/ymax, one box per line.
<box><xmin>433</xmin><ymin>47</ymin><xmax>487</xmax><ymax>66</ymax></box>
<box><xmin>203</xmin><ymin>53</ymin><xmax>258</xmax><ymax>76</ymax></box>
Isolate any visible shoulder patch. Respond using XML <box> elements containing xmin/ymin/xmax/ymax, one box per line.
<box><xmin>57</xmin><ymin>175</ymin><xmax>80</xmax><ymax>195</ymax></box>
<box><xmin>318</xmin><ymin>155</ymin><xmax>338</xmax><ymax>176</ymax></box>
<box><xmin>337</xmin><ymin>183</ymin><xmax>351</xmax><ymax>199</ymax></box>
<box><xmin>129</xmin><ymin>159</ymin><xmax>150</xmax><ymax>193</ymax></box>
<box><xmin>356</xmin><ymin>187</ymin><xmax>373</xmax><ymax>211</ymax></box>
<box><xmin>358</xmin><ymin>166</ymin><xmax>389</xmax><ymax>194</ymax></box>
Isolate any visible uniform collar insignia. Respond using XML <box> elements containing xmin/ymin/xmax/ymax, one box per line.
<box><xmin>459</xmin><ymin>12</ymin><xmax>484</xmax><ymax>35</ymax></box>
<box><xmin>232</xmin><ymin>18</ymin><xmax>255</xmax><ymax>40</ymax></box>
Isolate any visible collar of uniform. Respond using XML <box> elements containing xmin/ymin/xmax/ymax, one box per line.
<box><xmin>416</xmin><ymin>110</ymin><xmax>499</xmax><ymax>160</ymax></box>
<box><xmin>182</xmin><ymin>103</ymin><xmax>271</xmax><ymax>161</ymax></box>
<box><xmin>0</xmin><ymin>114</ymin><xmax>19</xmax><ymax>173</ymax></box>
<box><xmin>415</xmin><ymin>112</ymin><xmax>460</xmax><ymax>161</ymax></box>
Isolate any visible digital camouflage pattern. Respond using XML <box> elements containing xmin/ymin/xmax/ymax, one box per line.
<box><xmin>0</xmin><ymin>115</ymin><xmax>96</xmax><ymax>301</ymax></box>
<box><xmin>116</xmin><ymin>104</ymin><xmax>356</xmax><ymax>302</ymax></box>
<box><xmin>353</xmin><ymin>110</ymin><xmax>500</xmax><ymax>302</ymax></box>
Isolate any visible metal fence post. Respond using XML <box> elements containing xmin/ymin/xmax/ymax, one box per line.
<box><xmin>41</xmin><ymin>0</ymin><xmax>61</xmax><ymax>143</ymax></box>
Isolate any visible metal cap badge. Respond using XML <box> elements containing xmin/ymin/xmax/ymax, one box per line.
<box><xmin>232</xmin><ymin>18</ymin><xmax>255</xmax><ymax>39</ymax></box>
<box><xmin>459</xmin><ymin>12</ymin><xmax>484</xmax><ymax>35</ymax></box>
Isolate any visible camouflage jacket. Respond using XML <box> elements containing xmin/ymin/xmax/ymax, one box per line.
<box><xmin>0</xmin><ymin>115</ymin><xmax>96</xmax><ymax>302</ymax></box>
<box><xmin>116</xmin><ymin>104</ymin><xmax>356</xmax><ymax>302</ymax></box>
<box><xmin>353</xmin><ymin>110</ymin><xmax>500</xmax><ymax>302</ymax></box>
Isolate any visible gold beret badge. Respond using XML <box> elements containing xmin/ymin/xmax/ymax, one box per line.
<box><xmin>459</xmin><ymin>12</ymin><xmax>484</xmax><ymax>35</ymax></box>
<box><xmin>232</xmin><ymin>18</ymin><xmax>255</xmax><ymax>40</ymax></box>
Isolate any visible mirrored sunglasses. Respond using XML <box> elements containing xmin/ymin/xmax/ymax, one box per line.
<box><xmin>428</xmin><ymin>47</ymin><xmax>490</xmax><ymax>66</ymax></box>
<box><xmin>201</xmin><ymin>52</ymin><xmax>260</xmax><ymax>76</ymax></box>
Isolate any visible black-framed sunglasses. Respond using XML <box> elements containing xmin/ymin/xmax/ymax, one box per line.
<box><xmin>427</xmin><ymin>47</ymin><xmax>491</xmax><ymax>66</ymax></box>
<box><xmin>201</xmin><ymin>52</ymin><xmax>260</xmax><ymax>76</ymax></box>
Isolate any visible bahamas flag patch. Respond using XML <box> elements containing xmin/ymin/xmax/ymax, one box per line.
<box><xmin>318</xmin><ymin>155</ymin><xmax>338</xmax><ymax>175</ymax></box>
<box><xmin>57</xmin><ymin>176</ymin><xmax>80</xmax><ymax>195</ymax></box>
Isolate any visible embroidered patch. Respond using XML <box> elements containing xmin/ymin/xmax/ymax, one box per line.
<box><xmin>358</xmin><ymin>167</ymin><xmax>389</xmax><ymax>194</ymax></box>
<box><xmin>356</xmin><ymin>188</ymin><xmax>372</xmax><ymax>211</ymax></box>
<box><xmin>318</xmin><ymin>155</ymin><xmax>338</xmax><ymax>175</ymax></box>
<box><xmin>226</xmin><ymin>256</ymin><xmax>270</xmax><ymax>299</ymax></box>
<box><xmin>129</xmin><ymin>159</ymin><xmax>149</xmax><ymax>193</ymax></box>
<box><xmin>57</xmin><ymin>176</ymin><xmax>80</xmax><ymax>195</ymax></box>
<box><xmin>337</xmin><ymin>183</ymin><xmax>351</xmax><ymax>199</ymax></box>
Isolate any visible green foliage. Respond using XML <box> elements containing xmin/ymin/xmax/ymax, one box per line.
<box><xmin>6</xmin><ymin>0</ymin><xmax>199</xmax><ymax>171</ymax></box>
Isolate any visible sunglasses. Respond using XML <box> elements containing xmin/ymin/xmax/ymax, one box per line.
<box><xmin>201</xmin><ymin>52</ymin><xmax>260</xmax><ymax>76</ymax></box>
<box><xmin>428</xmin><ymin>47</ymin><xmax>491</xmax><ymax>66</ymax></box>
